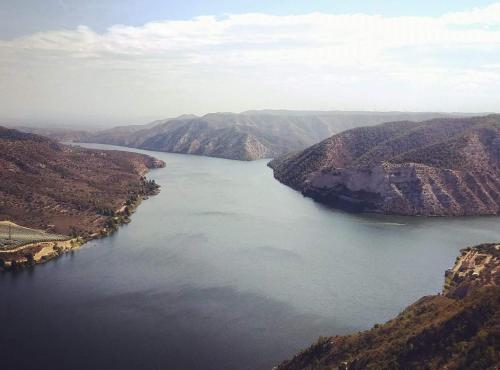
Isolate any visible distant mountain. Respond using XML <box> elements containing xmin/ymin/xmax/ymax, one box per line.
<box><xmin>81</xmin><ymin>111</ymin><xmax>462</xmax><ymax>160</ymax></box>
<box><xmin>269</xmin><ymin>115</ymin><xmax>500</xmax><ymax>216</ymax></box>
<box><xmin>275</xmin><ymin>243</ymin><xmax>500</xmax><ymax>370</ymax></box>
<box><xmin>0</xmin><ymin>126</ymin><xmax>164</xmax><ymax>237</ymax></box>
<box><xmin>13</xmin><ymin>126</ymin><xmax>92</xmax><ymax>142</ymax></box>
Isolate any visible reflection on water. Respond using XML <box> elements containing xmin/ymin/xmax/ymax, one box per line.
<box><xmin>1</xmin><ymin>144</ymin><xmax>499</xmax><ymax>370</ymax></box>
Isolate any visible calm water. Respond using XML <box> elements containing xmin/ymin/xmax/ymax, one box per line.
<box><xmin>2</xmin><ymin>144</ymin><xmax>500</xmax><ymax>370</ymax></box>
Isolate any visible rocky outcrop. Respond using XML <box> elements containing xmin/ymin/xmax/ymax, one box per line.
<box><xmin>269</xmin><ymin>115</ymin><xmax>500</xmax><ymax>216</ymax></box>
<box><xmin>275</xmin><ymin>244</ymin><xmax>500</xmax><ymax>370</ymax></box>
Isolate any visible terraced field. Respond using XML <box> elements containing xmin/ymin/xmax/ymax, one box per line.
<box><xmin>0</xmin><ymin>221</ymin><xmax>68</xmax><ymax>250</ymax></box>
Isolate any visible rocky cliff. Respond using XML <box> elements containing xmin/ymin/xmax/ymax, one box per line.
<box><xmin>269</xmin><ymin>115</ymin><xmax>500</xmax><ymax>216</ymax></box>
<box><xmin>275</xmin><ymin>243</ymin><xmax>500</xmax><ymax>370</ymax></box>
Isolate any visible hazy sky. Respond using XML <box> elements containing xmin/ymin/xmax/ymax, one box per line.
<box><xmin>1</xmin><ymin>1</ymin><xmax>499</xmax><ymax>127</ymax></box>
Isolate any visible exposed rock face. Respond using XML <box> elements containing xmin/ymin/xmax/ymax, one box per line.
<box><xmin>275</xmin><ymin>244</ymin><xmax>500</xmax><ymax>370</ymax></box>
<box><xmin>269</xmin><ymin>115</ymin><xmax>500</xmax><ymax>216</ymax></box>
<box><xmin>82</xmin><ymin>111</ymin><xmax>458</xmax><ymax>160</ymax></box>
<box><xmin>0</xmin><ymin>126</ymin><xmax>165</xmax><ymax>237</ymax></box>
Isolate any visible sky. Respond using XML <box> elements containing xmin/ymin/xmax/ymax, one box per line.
<box><xmin>0</xmin><ymin>1</ymin><xmax>499</xmax><ymax>127</ymax></box>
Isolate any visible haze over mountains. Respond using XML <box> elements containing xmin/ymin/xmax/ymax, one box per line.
<box><xmin>270</xmin><ymin>115</ymin><xmax>500</xmax><ymax>216</ymax></box>
<box><xmin>13</xmin><ymin>111</ymin><xmax>471</xmax><ymax>161</ymax></box>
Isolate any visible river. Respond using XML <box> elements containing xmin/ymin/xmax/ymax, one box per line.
<box><xmin>1</xmin><ymin>144</ymin><xmax>499</xmax><ymax>370</ymax></box>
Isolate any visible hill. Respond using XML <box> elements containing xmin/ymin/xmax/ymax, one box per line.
<box><xmin>0</xmin><ymin>126</ymin><xmax>164</xmax><ymax>238</ymax></box>
<box><xmin>79</xmin><ymin>111</ymin><xmax>458</xmax><ymax>160</ymax></box>
<box><xmin>269</xmin><ymin>115</ymin><xmax>500</xmax><ymax>216</ymax></box>
<box><xmin>275</xmin><ymin>243</ymin><xmax>500</xmax><ymax>370</ymax></box>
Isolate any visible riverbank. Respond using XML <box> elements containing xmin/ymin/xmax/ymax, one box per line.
<box><xmin>0</xmin><ymin>178</ymin><xmax>162</xmax><ymax>271</ymax></box>
<box><xmin>0</xmin><ymin>127</ymin><xmax>166</xmax><ymax>271</ymax></box>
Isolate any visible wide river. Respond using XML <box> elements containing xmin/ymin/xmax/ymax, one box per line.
<box><xmin>2</xmin><ymin>144</ymin><xmax>500</xmax><ymax>370</ymax></box>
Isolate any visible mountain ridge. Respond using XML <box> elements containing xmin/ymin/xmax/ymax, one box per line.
<box><xmin>86</xmin><ymin>111</ymin><xmax>471</xmax><ymax>160</ymax></box>
<box><xmin>13</xmin><ymin>111</ymin><xmax>474</xmax><ymax>161</ymax></box>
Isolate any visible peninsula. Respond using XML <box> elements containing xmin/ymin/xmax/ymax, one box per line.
<box><xmin>0</xmin><ymin>126</ymin><xmax>165</xmax><ymax>269</ymax></box>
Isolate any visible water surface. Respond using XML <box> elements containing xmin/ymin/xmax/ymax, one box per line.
<box><xmin>2</xmin><ymin>144</ymin><xmax>500</xmax><ymax>370</ymax></box>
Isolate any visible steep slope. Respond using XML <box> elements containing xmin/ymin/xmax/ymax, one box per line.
<box><xmin>269</xmin><ymin>115</ymin><xmax>500</xmax><ymax>216</ymax></box>
<box><xmin>84</xmin><ymin>111</ymin><xmax>457</xmax><ymax>160</ymax></box>
<box><xmin>275</xmin><ymin>243</ymin><xmax>500</xmax><ymax>370</ymax></box>
<box><xmin>0</xmin><ymin>126</ymin><xmax>165</xmax><ymax>237</ymax></box>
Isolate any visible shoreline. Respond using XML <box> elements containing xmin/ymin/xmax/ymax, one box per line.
<box><xmin>0</xmin><ymin>176</ymin><xmax>162</xmax><ymax>272</ymax></box>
